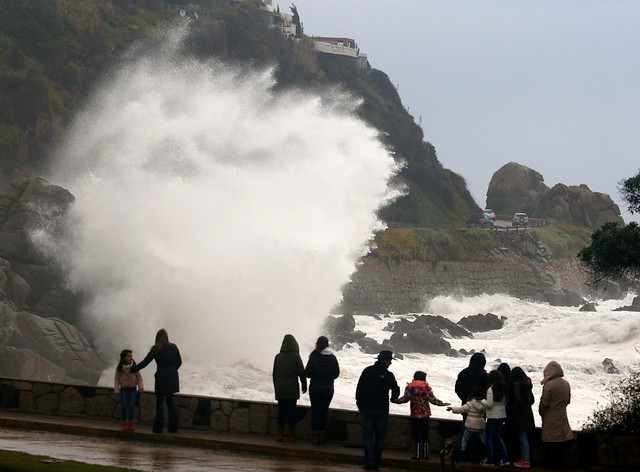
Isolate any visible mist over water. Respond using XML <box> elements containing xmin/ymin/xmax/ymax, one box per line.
<box><xmin>45</xmin><ymin>26</ymin><xmax>399</xmax><ymax>368</ymax></box>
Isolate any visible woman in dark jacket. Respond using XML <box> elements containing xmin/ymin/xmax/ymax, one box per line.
<box><xmin>305</xmin><ymin>336</ymin><xmax>340</xmax><ymax>445</ymax></box>
<box><xmin>509</xmin><ymin>366</ymin><xmax>535</xmax><ymax>468</ymax></box>
<box><xmin>273</xmin><ymin>334</ymin><xmax>307</xmax><ymax>442</ymax></box>
<box><xmin>130</xmin><ymin>328</ymin><xmax>182</xmax><ymax>433</ymax></box>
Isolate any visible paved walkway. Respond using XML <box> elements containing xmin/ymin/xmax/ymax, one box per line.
<box><xmin>0</xmin><ymin>410</ymin><xmax>613</xmax><ymax>471</ymax></box>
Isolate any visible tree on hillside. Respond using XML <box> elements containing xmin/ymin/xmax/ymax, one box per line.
<box><xmin>578</xmin><ymin>170</ymin><xmax>640</xmax><ymax>284</ymax></box>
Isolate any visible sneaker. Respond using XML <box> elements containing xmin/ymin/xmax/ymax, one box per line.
<box><xmin>480</xmin><ymin>458</ymin><xmax>494</xmax><ymax>467</ymax></box>
<box><xmin>514</xmin><ymin>460</ymin><xmax>531</xmax><ymax>468</ymax></box>
<box><xmin>498</xmin><ymin>459</ymin><xmax>511</xmax><ymax>467</ymax></box>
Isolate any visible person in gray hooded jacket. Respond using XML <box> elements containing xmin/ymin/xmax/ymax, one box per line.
<box><xmin>273</xmin><ymin>334</ymin><xmax>307</xmax><ymax>442</ymax></box>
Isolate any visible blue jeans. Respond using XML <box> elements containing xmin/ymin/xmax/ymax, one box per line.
<box><xmin>461</xmin><ymin>428</ymin><xmax>485</xmax><ymax>451</ymax></box>
<box><xmin>120</xmin><ymin>387</ymin><xmax>137</xmax><ymax>421</ymax></box>
<box><xmin>517</xmin><ymin>430</ymin><xmax>530</xmax><ymax>462</ymax></box>
<box><xmin>485</xmin><ymin>418</ymin><xmax>509</xmax><ymax>464</ymax></box>
<box><xmin>360</xmin><ymin>409</ymin><xmax>389</xmax><ymax>466</ymax></box>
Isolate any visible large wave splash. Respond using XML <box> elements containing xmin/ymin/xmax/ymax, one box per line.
<box><xmin>43</xmin><ymin>25</ymin><xmax>400</xmax><ymax>368</ymax></box>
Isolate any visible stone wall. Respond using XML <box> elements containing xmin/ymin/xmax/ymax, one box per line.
<box><xmin>1</xmin><ymin>377</ymin><xmax>636</xmax><ymax>468</ymax></box>
<box><xmin>338</xmin><ymin>230</ymin><xmax>622</xmax><ymax>315</ymax></box>
<box><xmin>340</xmin><ymin>257</ymin><xmax>569</xmax><ymax>315</ymax></box>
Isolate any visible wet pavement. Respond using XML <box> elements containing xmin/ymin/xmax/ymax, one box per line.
<box><xmin>0</xmin><ymin>427</ymin><xmax>369</xmax><ymax>471</ymax></box>
<box><xmin>0</xmin><ymin>410</ymin><xmax>618</xmax><ymax>471</ymax></box>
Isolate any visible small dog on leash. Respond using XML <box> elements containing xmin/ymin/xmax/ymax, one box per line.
<box><xmin>439</xmin><ymin>440</ymin><xmax>460</xmax><ymax>472</ymax></box>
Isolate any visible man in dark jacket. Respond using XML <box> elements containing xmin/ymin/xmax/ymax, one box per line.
<box><xmin>356</xmin><ymin>350</ymin><xmax>400</xmax><ymax>470</ymax></box>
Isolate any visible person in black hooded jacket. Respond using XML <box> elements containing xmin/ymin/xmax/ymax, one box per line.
<box><xmin>305</xmin><ymin>336</ymin><xmax>340</xmax><ymax>445</ymax></box>
<box><xmin>273</xmin><ymin>334</ymin><xmax>307</xmax><ymax>442</ymax></box>
<box><xmin>455</xmin><ymin>352</ymin><xmax>488</xmax><ymax>451</ymax></box>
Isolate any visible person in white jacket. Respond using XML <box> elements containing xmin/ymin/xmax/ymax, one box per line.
<box><xmin>447</xmin><ymin>386</ymin><xmax>486</xmax><ymax>453</ymax></box>
<box><xmin>481</xmin><ymin>370</ymin><xmax>510</xmax><ymax>466</ymax></box>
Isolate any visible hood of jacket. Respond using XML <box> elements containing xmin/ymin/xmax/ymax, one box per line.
<box><xmin>280</xmin><ymin>334</ymin><xmax>299</xmax><ymax>353</ymax></box>
<box><xmin>541</xmin><ymin>360</ymin><xmax>564</xmax><ymax>385</ymax></box>
<box><xmin>406</xmin><ymin>379</ymin><xmax>428</xmax><ymax>388</ymax></box>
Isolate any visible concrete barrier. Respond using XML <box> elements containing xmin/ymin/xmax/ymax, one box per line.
<box><xmin>0</xmin><ymin>377</ymin><xmax>637</xmax><ymax>468</ymax></box>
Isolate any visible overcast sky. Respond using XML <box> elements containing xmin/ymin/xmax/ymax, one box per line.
<box><xmin>289</xmin><ymin>0</ymin><xmax>640</xmax><ymax>223</ymax></box>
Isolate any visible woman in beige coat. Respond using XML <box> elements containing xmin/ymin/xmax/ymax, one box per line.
<box><xmin>539</xmin><ymin>361</ymin><xmax>573</xmax><ymax>467</ymax></box>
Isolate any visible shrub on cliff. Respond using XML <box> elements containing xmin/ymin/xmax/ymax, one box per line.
<box><xmin>583</xmin><ymin>371</ymin><xmax>640</xmax><ymax>434</ymax></box>
<box><xmin>530</xmin><ymin>223</ymin><xmax>591</xmax><ymax>258</ymax></box>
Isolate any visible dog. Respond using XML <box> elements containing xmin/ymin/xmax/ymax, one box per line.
<box><xmin>439</xmin><ymin>439</ymin><xmax>460</xmax><ymax>472</ymax></box>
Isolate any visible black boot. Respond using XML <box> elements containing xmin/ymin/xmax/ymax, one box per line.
<box><xmin>411</xmin><ymin>442</ymin><xmax>421</xmax><ymax>460</ymax></box>
<box><xmin>422</xmin><ymin>442</ymin><xmax>430</xmax><ymax>460</ymax></box>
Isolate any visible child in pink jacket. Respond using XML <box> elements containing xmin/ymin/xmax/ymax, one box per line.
<box><xmin>392</xmin><ymin>371</ymin><xmax>450</xmax><ymax>460</ymax></box>
<box><xmin>114</xmin><ymin>349</ymin><xmax>144</xmax><ymax>431</ymax></box>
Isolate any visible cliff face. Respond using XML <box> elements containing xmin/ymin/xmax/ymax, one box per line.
<box><xmin>338</xmin><ymin>232</ymin><xmax>623</xmax><ymax>315</ymax></box>
<box><xmin>0</xmin><ymin>177</ymin><xmax>103</xmax><ymax>384</ymax></box>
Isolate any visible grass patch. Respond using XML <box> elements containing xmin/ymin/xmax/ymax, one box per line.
<box><xmin>530</xmin><ymin>223</ymin><xmax>591</xmax><ymax>258</ymax></box>
<box><xmin>0</xmin><ymin>450</ymin><xmax>142</xmax><ymax>472</ymax></box>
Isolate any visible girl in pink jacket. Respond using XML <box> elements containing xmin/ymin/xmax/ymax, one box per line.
<box><xmin>114</xmin><ymin>349</ymin><xmax>144</xmax><ymax>431</ymax></box>
<box><xmin>392</xmin><ymin>371</ymin><xmax>450</xmax><ymax>460</ymax></box>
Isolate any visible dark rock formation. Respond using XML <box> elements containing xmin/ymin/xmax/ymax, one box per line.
<box><xmin>385</xmin><ymin>315</ymin><xmax>471</xmax><ymax>338</ymax></box>
<box><xmin>388</xmin><ymin>330</ymin><xmax>456</xmax><ymax>356</ymax></box>
<box><xmin>535</xmin><ymin>183</ymin><xmax>623</xmax><ymax>230</ymax></box>
<box><xmin>602</xmin><ymin>358</ymin><xmax>620</xmax><ymax>374</ymax></box>
<box><xmin>613</xmin><ymin>296</ymin><xmax>640</xmax><ymax>312</ymax></box>
<box><xmin>457</xmin><ymin>313</ymin><xmax>505</xmax><ymax>332</ymax></box>
<box><xmin>579</xmin><ymin>302</ymin><xmax>597</xmax><ymax>312</ymax></box>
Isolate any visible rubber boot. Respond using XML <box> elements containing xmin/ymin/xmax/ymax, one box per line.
<box><xmin>422</xmin><ymin>442</ymin><xmax>430</xmax><ymax>460</ymax></box>
<box><xmin>411</xmin><ymin>442</ymin><xmax>421</xmax><ymax>460</ymax></box>
<box><xmin>127</xmin><ymin>421</ymin><xmax>135</xmax><ymax>431</ymax></box>
<box><xmin>120</xmin><ymin>421</ymin><xmax>127</xmax><ymax>431</ymax></box>
<box><xmin>275</xmin><ymin>426</ymin><xmax>284</xmax><ymax>442</ymax></box>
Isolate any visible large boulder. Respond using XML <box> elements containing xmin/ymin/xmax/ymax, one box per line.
<box><xmin>0</xmin><ymin>177</ymin><xmax>80</xmax><ymax>323</ymax></box>
<box><xmin>0</xmin><ymin>302</ymin><xmax>104</xmax><ymax>384</ymax></box>
<box><xmin>535</xmin><ymin>183</ymin><xmax>623</xmax><ymax>230</ymax></box>
<box><xmin>457</xmin><ymin>313</ymin><xmax>505</xmax><ymax>332</ymax></box>
<box><xmin>486</xmin><ymin>162</ymin><xmax>549</xmax><ymax>216</ymax></box>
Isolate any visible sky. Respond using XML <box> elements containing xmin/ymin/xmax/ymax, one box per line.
<box><xmin>288</xmin><ymin>0</ymin><xmax>640</xmax><ymax>223</ymax></box>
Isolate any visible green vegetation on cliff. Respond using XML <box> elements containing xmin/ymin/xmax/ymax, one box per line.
<box><xmin>372</xmin><ymin>227</ymin><xmax>497</xmax><ymax>263</ymax></box>
<box><xmin>0</xmin><ymin>0</ymin><xmax>478</xmax><ymax>225</ymax></box>
<box><xmin>529</xmin><ymin>223</ymin><xmax>591</xmax><ymax>258</ymax></box>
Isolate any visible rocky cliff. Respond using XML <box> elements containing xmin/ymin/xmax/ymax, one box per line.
<box><xmin>486</xmin><ymin>162</ymin><xmax>623</xmax><ymax>230</ymax></box>
<box><xmin>0</xmin><ymin>177</ymin><xmax>103</xmax><ymax>384</ymax></box>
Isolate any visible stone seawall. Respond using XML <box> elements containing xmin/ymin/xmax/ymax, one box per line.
<box><xmin>1</xmin><ymin>377</ymin><xmax>637</xmax><ymax>469</ymax></box>
<box><xmin>338</xmin><ymin>232</ymin><xmax>614</xmax><ymax>315</ymax></box>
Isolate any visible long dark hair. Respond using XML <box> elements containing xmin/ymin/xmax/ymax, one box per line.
<box><xmin>487</xmin><ymin>370</ymin><xmax>508</xmax><ymax>402</ymax></box>
<box><xmin>116</xmin><ymin>349</ymin><xmax>135</xmax><ymax>372</ymax></box>
<box><xmin>309</xmin><ymin>336</ymin><xmax>329</xmax><ymax>357</ymax></box>
<box><xmin>154</xmin><ymin>328</ymin><xmax>169</xmax><ymax>350</ymax></box>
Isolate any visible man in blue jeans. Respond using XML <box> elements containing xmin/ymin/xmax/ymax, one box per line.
<box><xmin>356</xmin><ymin>350</ymin><xmax>400</xmax><ymax>470</ymax></box>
